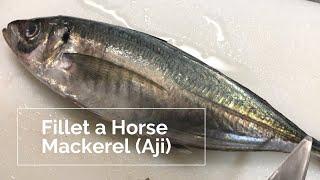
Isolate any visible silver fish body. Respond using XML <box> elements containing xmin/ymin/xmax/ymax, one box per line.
<box><xmin>3</xmin><ymin>16</ymin><xmax>320</xmax><ymax>154</ymax></box>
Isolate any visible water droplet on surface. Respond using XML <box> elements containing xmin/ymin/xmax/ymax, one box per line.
<box><xmin>203</xmin><ymin>15</ymin><xmax>225</xmax><ymax>42</ymax></box>
<box><xmin>82</xmin><ymin>0</ymin><xmax>132</xmax><ymax>28</ymax></box>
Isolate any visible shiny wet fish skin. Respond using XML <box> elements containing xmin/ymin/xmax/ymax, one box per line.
<box><xmin>3</xmin><ymin>16</ymin><xmax>320</xmax><ymax>154</ymax></box>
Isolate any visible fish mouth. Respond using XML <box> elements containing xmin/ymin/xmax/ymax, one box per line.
<box><xmin>2</xmin><ymin>27</ymin><xmax>9</xmax><ymax>43</ymax></box>
<box><xmin>2</xmin><ymin>26</ymin><xmax>12</xmax><ymax>49</ymax></box>
<box><xmin>2</xmin><ymin>25</ymin><xmax>16</xmax><ymax>51</ymax></box>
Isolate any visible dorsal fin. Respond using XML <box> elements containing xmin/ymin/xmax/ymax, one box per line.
<box><xmin>151</xmin><ymin>35</ymin><xmax>168</xmax><ymax>43</ymax></box>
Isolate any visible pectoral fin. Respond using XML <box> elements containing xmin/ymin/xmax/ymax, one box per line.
<box><xmin>63</xmin><ymin>53</ymin><xmax>166</xmax><ymax>91</ymax></box>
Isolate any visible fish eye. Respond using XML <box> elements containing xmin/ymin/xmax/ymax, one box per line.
<box><xmin>24</xmin><ymin>22</ymin><xmax>39</xmax><ymax>40</ymax></box>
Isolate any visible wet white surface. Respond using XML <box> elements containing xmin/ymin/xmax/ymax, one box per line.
<box><xmin>1</xmin><ymin>0</ymin><xmax>320</xmax><ymax>179</ymax></box>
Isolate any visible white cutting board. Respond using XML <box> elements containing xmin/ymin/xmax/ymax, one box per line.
<box><xmin>0</xmin><ymin>0</ymin><xmax>320</xmax><ymax>179</ymax></box>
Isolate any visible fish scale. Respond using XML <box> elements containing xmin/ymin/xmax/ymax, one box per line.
<box><xmin>3</xmin><ymin>16</ymin><xmax>320</xmax><ymax>154</ymax></box>
<box><xmin>74</xmin><ymin>17</ymin><xmax>301</xmax><ymax>145</ymax></box>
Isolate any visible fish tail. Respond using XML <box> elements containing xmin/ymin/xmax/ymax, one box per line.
<box><xmin>311</xmin><ymin>137</ymin><xmax>320</xmax><ymax>156</ymax></box>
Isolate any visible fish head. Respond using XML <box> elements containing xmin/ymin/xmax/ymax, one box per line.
<box><xmin>2</xmin><ymin>17</ymin><xmax>70</xmax><ymax>77</ymax></box>
<box><xmin>2</xmin><ymin>17</ymin><xmax>75</xmax><ymax>96</ymax></box>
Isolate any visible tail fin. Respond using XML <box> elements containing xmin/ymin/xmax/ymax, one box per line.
<box><xmin>311</xmin><ymin>137</ymin><xmax>320</xmax><ymax>156</ymax></box>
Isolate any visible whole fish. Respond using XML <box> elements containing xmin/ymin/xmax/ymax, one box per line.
<box><xmin>3</xmin><ymin>16</ymin><xmax>320</xmax><ymax>154</ymax></box>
